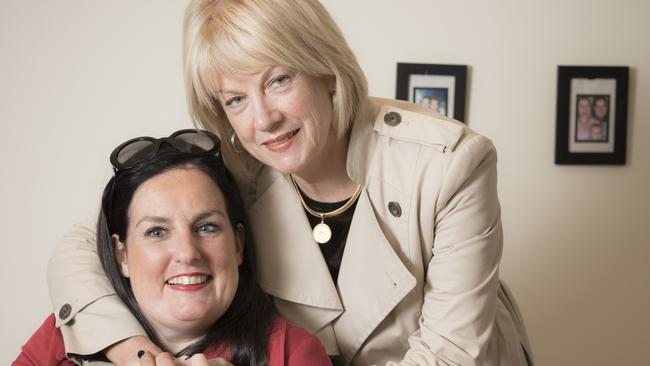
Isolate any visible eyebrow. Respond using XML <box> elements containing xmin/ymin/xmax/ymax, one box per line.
<box><xmin>134</xmin><ymin>210</ymin><xmax>227</xmax><ymax>228</ymax></box>
<box><xmin>193</xmin><ymin>210</ymin><xmax>227</xmax><ymax>222</ymax></box>
<box><xmin>218</xmin><ymin>66</ymin><xmax>277</xmax><ymax>95</ymax></box>
<box><xmin>135</xmin><ymin>216</ymin><xmax>169</xmax><ymax>228</ymax></box>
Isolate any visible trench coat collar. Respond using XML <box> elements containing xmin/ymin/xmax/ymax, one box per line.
<box><xmin>248</xmin><ymin>169</ymin><xmax>343</xmax><ymax>311</ymax></box>
<box><xmin>248</xmin><ymin>169</ymin><xmax>416</xmax><ymax>360</ymax></box>
<box><xmin>334</xmin><ymin>189</ymin><xmax>417</xmax><ymax>363</ymax></box>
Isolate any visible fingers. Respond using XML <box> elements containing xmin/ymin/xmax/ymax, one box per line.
<box><xmin>139</xmin><ymin>351</ymin><xmax>178</xmax><ymax>366</ymax></box>
<box><xmin>138</xmin><ymin>351</ymin><xmax>233</xmax><ymax>366</ymax></box>
<box><xmin>185</xmin><ymin>354</ymin><xmax>234</xmax><ymax>366</ymax></box>
<box><xmin>154</xmin><ymin>352</ymin><xmax>178</xmax><ymax>366</ymax></box>
<box><xmin>105</xmin><ymin>336</ymin><xmax>163</xmax><ymax>366</ymax></box>
<box><xmin>207</xmin><ymin>357</ymin><xmax>235</xmax><ymax>366</ymax></box>
<box><xmin>188</xmin><ymin>353</ymin><xmax>209</xmax><ymax>366</ymax></box>
<box><xmin>138</xmin><ymin>350</ymin><xmax>156</xmax><ymax>366</ymax></box>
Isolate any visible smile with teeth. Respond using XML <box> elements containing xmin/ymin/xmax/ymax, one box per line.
<box><xmin>264</xmin><ymin>129</ymin><xmax>299</xmax><ymax>147</ymax></box>
<box><xmin>166</xmin><ymin>275</ymin><xmax>211</xmax><ymax>286</ymax></box>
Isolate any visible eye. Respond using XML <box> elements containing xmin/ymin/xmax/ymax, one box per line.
<box><xmin>144</xmin><ymin>226</ymin><xmax>167</xmax><ymax>238</ymax></box>
<box><xmin>196</xmin><ymin>222</ymin><xmax>220</xmax><ymax>235</ymax></box>
<box><xmin>269</xmin><ymin>74</ymin><xmax>291</xmax><ymax>89</ymax></box>
<box><xmin>224</xmin><ymin>95</ymin><xmax>246</xmax><ymax>108</ymax></box>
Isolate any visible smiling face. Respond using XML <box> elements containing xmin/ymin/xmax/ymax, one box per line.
<box><xmin>430</xmin><ymin>97</ymin><xmax>440</xmax><ymax>113</ymax></box>
<box><xmin>578</xmin><ymin>98</ymin><xmax>592</xmax><ymax>119</ymax></box>
<box><xmin>594</xmin><ymin>98</ymin><xmax>608</xmax><ymax>120</ymax></box>
<box><xmin>217</xmin><ymin>67</ymin><xmax>339</xmax><ymax>176</ymax></box>
<box><xmin>114</xmin><ymin>167</ymin><xmax>243</xmax><ymax>343</ymax></box>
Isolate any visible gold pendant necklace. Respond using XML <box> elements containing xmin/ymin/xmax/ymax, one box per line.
<box><xmin>289</xmin><ymin>175</ymin><xmax>362</xmax><ymax>244</ymax></box>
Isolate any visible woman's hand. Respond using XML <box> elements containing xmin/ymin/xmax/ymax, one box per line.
<box><xmin>139</xmin><ymin>352</ymin><xmax>234</xmax><ymax>366</ymax></box>
<box><xmin>185</xmin><ymin>354</ymin><xmax>234</xmax><ymax>366</ymax></box>
<box><xmin>105</xmin><ymin>336</ymin><xmax>163</xmax><ymax>366</ymax></box>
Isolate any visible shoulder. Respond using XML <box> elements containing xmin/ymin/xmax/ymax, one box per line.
<box><xmin>347</xmin><ymin>97</ymin><xmax>497</xmax><ymax>188</ymax></box>
<box><xmin>15</xmin><ymin>314</ymin><xmax>71</xmax><ymax>365</ymax></box>
<box><xmin>368</xmin><ymin>97</ymin><xmax>471</xmax><ymax>152</ymax></box>
<box><xmin>366</xmin><ymin>97</ymin><xmax>496</xmax><ymax>163</ymax></box>
<box><xmin>267</xmin><ymin>316</ymin><xmax>331</xmax><ymax>366</ymax></box>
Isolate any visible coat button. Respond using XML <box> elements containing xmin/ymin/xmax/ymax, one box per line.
<box><xmin>388</xmin><ymin>201</ymin><xmax>402</xmax><ymax>217</ymax></box>
<box><xmin>58</xmin><ymin>303</ymin><xmax>72</xmax><ymax>320</ymax></box>
<box><xmin>384</xmin><ymin>111</ymin><xmax>402</xmax><ymax>126</ymax></box>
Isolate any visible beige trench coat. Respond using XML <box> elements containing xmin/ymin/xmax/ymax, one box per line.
<box><xmin>47</xmin><ymin>97</ymin><xmax>532</xmax><ymax>365</ymax></box>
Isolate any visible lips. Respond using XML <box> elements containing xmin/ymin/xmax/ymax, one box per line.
<box><xmin>165</xmin><ymin>274</ymin><xmax>211</xmax><ymax>286</ymax></box>
<box><xmin>262</xmin><ymin>129</ymin><xmax>299</xmax><ymax>148</ymax></box>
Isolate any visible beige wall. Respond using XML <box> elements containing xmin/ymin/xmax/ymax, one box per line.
<box><xmin>1</xmin><ymin>1</ymin><xmax>648</xmax><ymax>364</ymax></box>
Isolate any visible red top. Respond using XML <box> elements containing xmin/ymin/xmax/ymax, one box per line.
<box><xmin>14</xmin><ymin>314</ymin><xmax>331</xmax><ymax>366</ymax></box>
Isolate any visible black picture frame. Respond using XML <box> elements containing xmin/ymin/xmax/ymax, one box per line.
<box><xmin>396</xmin><ymin>63</ymin><xmax>468</xmax><ymax>123</ymax></box>
<box><xmin>555</xmin><ymin>66</ymin><xmax>629</xmax><ymax>165</ymax></box>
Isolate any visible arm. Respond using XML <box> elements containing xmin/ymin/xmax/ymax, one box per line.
<box><xmin>47</xmin><ymin>217</ymin><xmax>158</xmax><ymax>364</ymax></box>
<box><xmin>397</xmin><ymin>135</ymin><xmax>504</xmax><ymax>365</ymax></box>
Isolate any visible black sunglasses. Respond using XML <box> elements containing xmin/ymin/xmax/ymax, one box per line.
<box><xmin>110</xmin><ymin>129</ymin><xmax>221</xmax><ymax>172</ymax></box>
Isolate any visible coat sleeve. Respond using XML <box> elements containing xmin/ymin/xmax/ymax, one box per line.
<box><xmin>46</xmin><ymin>217</ymin><xmax>146</xmax><ymax>357</ymax></box>
<box><xmin>395</xmin><ymin>134</ymin><xmax>505</xmax><ymax>365</ymax></box>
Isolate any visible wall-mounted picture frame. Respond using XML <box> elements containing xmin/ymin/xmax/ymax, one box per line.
<box><xmin>555</xmin><ymin>66</ymin><xmax>629</xmax><ymax>165</ymax></box>
<box><xmin>396</xmin><ymin>63</ymin><xmax>468</xmax><ymax>123</ymax></box>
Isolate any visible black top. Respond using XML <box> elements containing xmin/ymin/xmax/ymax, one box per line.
<box><xmin>298</xmin><ymin>190</ymin><xmax>358</xmax><ymax>284</ymax></box>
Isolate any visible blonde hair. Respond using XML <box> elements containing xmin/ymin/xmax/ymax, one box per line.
<box><xmin>183</xmin><ymin>0</ymin><xmax>369</xmax><ymax>177</ymax></box>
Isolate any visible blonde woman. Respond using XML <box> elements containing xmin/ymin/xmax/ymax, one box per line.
<box><xmin>47</xmin><ymin>1</ymin><xmax>533</xmax><ymax>365</ymax></box>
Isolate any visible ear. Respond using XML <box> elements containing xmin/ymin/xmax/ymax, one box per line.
<box><xmin>234</xmin><ymin>223</ymin><xmax>245</xmax><ymax>266</ymax></box>
<box><xmin>325</xmin><ymin>75</ymin><xmax>336</xmax><ymax>94</ymax></box>
<box><xmin>112</xmin><ymin>234</ymin><xmax>130</xmax><ymax>277</ymax></box>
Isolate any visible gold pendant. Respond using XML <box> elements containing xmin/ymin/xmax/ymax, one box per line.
<box><xmin>313</xmin><ymin>215</ymin><xmax>332</xmax><ymax>244</ymax></box>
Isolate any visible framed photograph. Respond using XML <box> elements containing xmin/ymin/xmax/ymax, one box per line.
<box><xmin>396</xmin><ymin>63</ymin><xmax>468</xmax><ymax>122</ymax></box>
<box><xmin>555</xmin><ymin>66</ymin><xmax>629</xmax><ymax>165</ymax></box>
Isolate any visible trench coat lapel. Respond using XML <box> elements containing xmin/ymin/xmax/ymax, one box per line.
<box><xmin>248</xmin><ymin>170</ymin><xmax>343</xmax><ymax>313</ymax></box>
<box><xmin>334</xmin><ymin>190</ymin><xmax>417</xmax><ymax>363</ymax></box>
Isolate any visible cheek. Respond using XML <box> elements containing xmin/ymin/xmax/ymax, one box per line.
<box><xmin>228</xmin><ymin>115</ymin><xmax>246</xmax><ymax>135</ymax></box>
<box><xmin>127</xmin><ymin>247</ymin><xmax>168</xmax><ymax>288</ymax></box>
<box><xmin>227</xmin><ymin>109</ymin><xmax>255</xmax><ymax>136</ymax></box>
<box><xmin>207</xmin><ymin>244</ymin><xmax>242</xmax><ymax>282</ymax></box>
<box><xmin>209</xmin><ymin>247</ymin><xmax>240</xmax><ymax>272</ymax></box>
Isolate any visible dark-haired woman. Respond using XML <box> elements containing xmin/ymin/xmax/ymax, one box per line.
<box><xmin>14</xmin><ymin>130</ymin><xmax>331</xmax><ymax>366</ymax></box>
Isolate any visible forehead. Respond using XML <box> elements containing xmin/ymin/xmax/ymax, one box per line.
<box><xmin>129</xmin><ymin>167</ymin><xmax>226</xmax><ymax>216</ymax></box>
<box><xmin>216</xmin><ymin>66</ymin><xmax>276</xmax><ymax>91</ymax></box>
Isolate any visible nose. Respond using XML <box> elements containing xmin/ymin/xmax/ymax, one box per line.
<box><xmin>174</xmin><ymin>230</ymin><xmax>201</xmax><ymax>264</ymax></box>
<box><xmin>252</xmin><ymin>95</ymin><xmax>281</xmax><ymax>132</ymax></box>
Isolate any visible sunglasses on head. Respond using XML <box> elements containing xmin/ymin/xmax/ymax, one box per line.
<box><xmin>110</xmin><ymin>129</ymin><xmax>221</xmax><ymax>172</ymax></box>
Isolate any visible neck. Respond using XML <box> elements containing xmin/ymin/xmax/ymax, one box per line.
<box><xmin>292</xmin><ymin>128</ymin><xmax>357</xmax><ymax>202</ymax></box>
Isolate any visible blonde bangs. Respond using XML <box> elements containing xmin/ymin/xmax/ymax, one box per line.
<box><xmin>188</xmin><ymin>13</ymin><xmax>271</xmax><ymax>111</ymax></box>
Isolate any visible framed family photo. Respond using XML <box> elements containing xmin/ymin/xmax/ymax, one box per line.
<box><xmin>396</xmin><ymin>63</ymin><xmax>468</xmax><ymax>123</ymax></box>
<box><xmin>555</xmin><ymin>66</ymin><xmax>629</xmax><ymax>165</ymax></box>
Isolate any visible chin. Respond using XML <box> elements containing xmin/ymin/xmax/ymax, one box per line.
<box><xmin>176</xmin><ymin>311</ymin><xmax>208</xmax><ymax>321</ymax></box>
<box><xmin>169</xmin><ymin>303</ymin><xmax>220</xmax><ymax>322</ymax></box>
<box><xmin>269</xmin><ymin>157</ymin><xmax>305</xmax><ymax>175</ymax></box>
<box><xmin>170</xmin><ymin>312</ymin><xmax>205</xmax><ymax>323</ymax></box>
<box><xmin>256</xmin><ymin>147</ymin><xmax>307</xmax><ymax>173</ymax></box>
